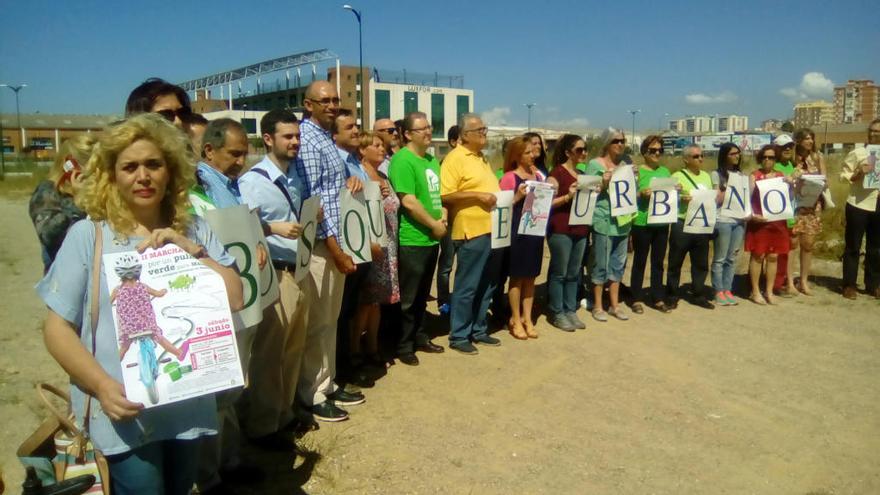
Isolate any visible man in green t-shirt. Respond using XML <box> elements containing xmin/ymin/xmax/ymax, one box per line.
<box><xmin>772</xmin><ymin>134</ymin><xmax>797</xmax><ymax>295</ymax></box>
<box><xmin>388</xmin><ymin>111</ymin><xmax>448</xmax><ymax>365</ymax></box>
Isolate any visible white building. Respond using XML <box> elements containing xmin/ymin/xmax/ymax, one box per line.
<box><xmin>669</xmin><ymin>114</ymin><xmax>749</xmax><ymax>134</ymax></box>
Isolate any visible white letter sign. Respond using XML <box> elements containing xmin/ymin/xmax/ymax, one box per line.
<box><xmin>339</xmin><ymin>189</ymin><xmax>372</xmax><ymax>264</ymax></box>
<box><xmin>491</xmin><ymin>190</ymin><xmax>514</xmax><ymax>249</ymax></box>
<box><xmin>647</xmin><ymin>177</ymin><xmax>679</xmax><ymax>225</ymax></box>
<box><xmin>756</xmin><ymin>177</ymin><xmax>794</xmax><ymax>222</ymax></box>
<box><xmin>569</xmin><ymin>175</ymin><xmax>601</xmax><ymax>226</ymax></box>
<box><xmin>683</xmin><ymin>189</ymin><xmax>717</xmax><ymax>234</ymax></box>
<box><xmin>295</xmin><ymin>196</ymin><xmax>320</xmax><ymax>282</ymax></box>
<box><xmin>719</xmin><ymin>172</ymin><xmax>752</xmax><ymax>220</ymax></box>
<box><xmin>610</xmin><ymin>165</ymin><xmax>638</xmax><ymax>217</ymax></box>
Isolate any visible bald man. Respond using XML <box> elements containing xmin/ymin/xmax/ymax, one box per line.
<box><xmin>295</xmin><ymin>81</ymin><xmax>365</xmax><ymax>422</ymax></box>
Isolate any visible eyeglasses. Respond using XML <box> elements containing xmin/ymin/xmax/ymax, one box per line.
<box><xmin>728</xmin><ymin>150</ymin><xmax>741</xmax><ymax>156</ymax></box>
<box><xmin>464</xmin><ymin>126</ymin><xmax>488</xmax><ymax>136</ymax></box>
<box><xmin>307</xmin><ymin>97</ymin><xmax>341</xmax><ymax>107</ymax></box>
<box><xmin>610</xmin><ymin>138</ymin><xmax>626</xmax><ymax>145</ymax></box>
<box><xmin>572</xmin><ymin>147</ymin><xmax>586</xmax><ymax>154</ymax></box>
<box><xmin>646</xmin><ymin>148</ymin><xmax>662</xmax><ymax>155</ymax></box>
<box><xmin>762</xmin><ymin>155</ymin><xmax>777</xmax><ymax>161</ymax></box>
<box><xmin>156</xmin><ymin>107</ymin><xmax>191</xmax><ymax>122</ymax></box>
<box><xmin>376</xmin><ymin>127</ymin><xmax>398</xmax><ymax>135</ymax></box>
<box><xmin>690</xmin><ymin>154</ymin><xmax>703</xmax><ymax>159</ymax></box>
<box><xmin>409</xmin><ymin>125</ymin><xmax>433</xmax><ymax>133</ymax></box>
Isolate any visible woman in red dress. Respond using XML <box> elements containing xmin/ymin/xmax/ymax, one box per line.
<box><xmin>746</xmin><ymin>144</ymin><xmax>794</xmax><ymax>305</ymax></box>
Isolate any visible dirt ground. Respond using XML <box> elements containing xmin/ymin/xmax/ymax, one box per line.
<box><xmin>1</xmin><ymin>194</ymin><xmax>879</xmax><ymax>495</ymax></box>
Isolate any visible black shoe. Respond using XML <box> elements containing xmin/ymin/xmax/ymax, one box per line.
<box><xmin>282</xmin><ymin>415</ymin><xmax>319</xmax><ymax>436</ymax></box>
<box><xmin>473</xmin><ymin>334</ymin><xmax>501</xmax><ymax>346</ymax></box>
<box><xmin>548</xmin><ymin>314</ymin><xmax>575</xmax><ymax>332</ymax></box>
<box><xmin>249</xmin><ymin>431</ymin><xmax>297</xmax><ymax>452</ymax></box>
<box><xmin>450</xmin><ymin>341</ymin><xmax>479</xmax><ymax>355</ymax></box>
<box><xmin>416</xmin><ymin>340</ymin><xmax>445</xmax><ymax>353</ymax></box>
<box><xmin>666</xmin><ymin>299</ymin><xmax>679</xmax><ymax>310</ymax></box>
<box><xmin>693</xmin><ymin>298</ymin><xmax>715</xmax><ymax>310</ymax></box>
<box><xmin>220</xmin><ymin>462</ymin><xmax>266</xmax><ymax>484</ymax></box>
<box><xmin>311</xmin><ymin>401</ymin><xmax>349</xmax><ymax>422</ymax></box>
<box><xmin>398</xmin><ymin>353</ymin><xmax>420</xmax><ymax>366</ymax></box>
<box><xmin>327</xmin><ymin>388</ymin><xmax>366</xmax><ymax>406</ymax></box>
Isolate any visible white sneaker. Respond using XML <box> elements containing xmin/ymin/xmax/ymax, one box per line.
<box><xmin>579</xmin><ymin>298</ymin><xmax>588</xmax><ymax>310</ymax></box>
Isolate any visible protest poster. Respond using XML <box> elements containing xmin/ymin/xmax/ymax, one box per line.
<box><xmin>517</xmin><ymin>181</ymin><xmax>555</xmax><ymax>237</ymax></box>
<box><xmin>204</xmin><ymin>205</ymin><xmax>279</xmax><ymax>328</ymax></box>
<box><xmin>569</xmin><ymin>175</ymin><xmax>601</xmax><ymax>226</ymax></box>
<box><xmin>491</xmin><ymin>190</ymin><xmax>514</xmax><ymax>249</ymax></box>
<box><xmin>694</xmin><ymin>134</ymin><xmax>732</xmax><ymax>152</ymax></box>
<box><xmin>104</xmin><ymin>246</ymin><xmax>244</xmax><ymax>408</ymax></box>
<box><xmin>646</xmin><ymin>177</ymin><xmax>679</xmax><ymax>225</ymax></box>
<box><xmin>730</xmin><ymin>134</ymin><xmax>772</xmax><ymax>153</ymax></box>
<box><xmin>718</xmin><ymin>172</ymin><xmax>752</xmax><ymax>219</ymax></box>
<box><xmin>864</xmin><ymin>145</ymin><xmax>880</xmax><ymax>189</ymax></box>
<box><xmin>683</xmin><ymin>189</ymin><xmax>717</xmax><ymax>234</ymax></box>
<box><xmin>756</xmin><ymin>177</ymin><xmax>794</xmax><ymax>222</ymax></box>
<box><xmin>609</xmin><ymin>165</ymin><xmax>637</xmax><ymax>217</ymax></box>
<box><xmin>796</xmin><ymin>174</ymin><xmax>826</xmax><ymax>209</ymax></box>
<box><xmin>339</xmin><ymin>189</ymin><xmax>372</xmax><ymax>264</ymax></box>
<box><xmin>363</xmin><ymin>181</ymin><xmax>390</xmax><ymax>246</ymax></box>
<box><xmin>295</xmin><ymin>196</ymin><xmax>320</xmax><ymax>282</ymax></box>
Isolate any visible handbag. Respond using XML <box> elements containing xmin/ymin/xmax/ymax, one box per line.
<box><xmin>17</xmin><ymin>221</ymin><xmax>110</xmax><ymax>494</ymax></box>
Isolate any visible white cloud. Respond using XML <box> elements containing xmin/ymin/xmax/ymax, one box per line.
<box><xmin>685</xmin><ymin>91</ymin><xmax>737</xmax><ymax>104</ymax></box>
<box><xmin>542</xmin><ymin>117</ymin><xmax>591</xmax><ymax>130</ymax></box>
<box><xmin>481</xmin><ymin>106</ymin><xmax>511</xmax><ymax>125</ymax></box>
<box><xmin>780</xmin><ymin>72</ymin><xmax>835</xmax><ymax>101</ymax></box>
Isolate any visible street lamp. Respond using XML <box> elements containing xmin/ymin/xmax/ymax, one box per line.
<box><xmin>628</xmin><ymin>109</ymin><xmax>641</xmax><ymax>155</ymax></box>
<box><xmin>1</xmin><ymin>83</ymin><xmax>27</xmax><ymax>149</ymax></box>
<box><xmin>658</xmin><ymin>112</ymin><xmax>669</xmax><ymax>132</ymax></box>
<box><xmin>343</xmin><ymin>5</ymin><xmax>363</xmax><ymax>127</ymax></box>
<box><xmin>524</xmin><ymin>103</ymin><xmax>537</xmax><ymax>131</ymax></box>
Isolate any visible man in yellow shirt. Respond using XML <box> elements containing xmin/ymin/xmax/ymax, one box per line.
<box><xmin>440</xmin><ymin>114</ymin><xmax>502</xmax><ymax>354</ymax></box>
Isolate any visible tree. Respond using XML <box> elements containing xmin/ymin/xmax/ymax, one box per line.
<box><xmin>780</xmin><ymin>121</ymin><xmax>795</xmax><ymax>133</ymax></box>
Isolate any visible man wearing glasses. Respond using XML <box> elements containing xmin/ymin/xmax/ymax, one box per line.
<box><xmin>667</xmin><ymin>144</ymin><xmax>715</xmax><ymax>310</ymax></box>
<box><xmin>373</xmin><ymin>118</ymin><xmax>400</xmax><ymax>174</ymax></box>
<box><xmin>440</xmin><ymin>114</ymin><xmax>502</xmax><ymax>354</ymax></box>
<box><xmin>840</xmin><ymin>118</ymin><xmax>880</xmax><ymax>299</ymax></box>
<box><xmin>388</xmin><ymin>112</ymin><xmax>448</xmax><ymax>365</ymax></box>
<box><xmin>296</xmin><ymin>81</ymin><xmax>366</xmax><ymax>422</ymax></box>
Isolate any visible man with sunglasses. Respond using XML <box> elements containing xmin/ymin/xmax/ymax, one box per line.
<box><xmin>295</xmin><ymin>81</ymin><xmax>366</xmax><ymax>422</ymax></box>
<box><xmin>440</xmin><ymin>113</ymin><xmax>502</xmax><ymax>355</ymax></box>
<box><xmin>667</xmin><ymin>144</ymin><xmax>715</xmax><ymax>310</ymax></box>
<box><xmin>373</xmin><ymin>118</ymin><xmax>400</xmax><ymax>174</ymax></box>
<box><xmin>124</xmin><ymin>77</ymin><xmax>192</xmax><ymax>130</ymax></box>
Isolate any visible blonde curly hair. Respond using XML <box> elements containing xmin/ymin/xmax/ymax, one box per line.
<box><xmin>78</xmin><ymin>113</ymin><xmax>196</xmax><ymax>238</ymax></box>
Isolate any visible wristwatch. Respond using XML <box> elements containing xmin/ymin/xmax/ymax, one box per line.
<box><xmin>190</xmin><ymin>244</ymin><xmax>209</xmax><ymax>259</ymax></box>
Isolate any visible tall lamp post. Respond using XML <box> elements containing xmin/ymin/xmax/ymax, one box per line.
<box><xmin>1</xmin><ymin>83</ymin><xmax>27</xmax><ymax>177</ymax></box>
<box><xmin>628</xmin><ymin>109</ymin><xmax>641</xmax><ymax>155</ymax></box>
<box><xmin>525</xmin><ymin>102</ymin><xmax>537</xmax><ymax>131</ymax></box>
<box><xmin>343</xmin><ymin>5</ymin><xmax>363</xmax><ymax>127</ymax></box>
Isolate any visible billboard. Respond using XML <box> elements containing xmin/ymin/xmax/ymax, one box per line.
<box><xmin>694</xmin><ymin>134</ymin><xmax>732</xmax><ymax>152</ymax></box>
<box><xmin>662</xmin><ymin>135</ymin><xmax>694</xmax><ymax>154</ymax></box>
<box><xmin>730</xmin><ymin>134</ymin><xmax>773</xmax><ymax>153</ymax></box>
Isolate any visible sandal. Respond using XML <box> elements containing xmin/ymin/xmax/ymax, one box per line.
<box><xmin>508</xmin><ymin>319</ymin><xmax>528</xmax><ymax>340</ymax></box>
<box><xmin>631</xmin><ymin>302</ymin><xmax>644</xmax><ymax>314</ymax></box>
<box><xmin>591</xmin><ymin>309</ymin><xmax>608</xmax><ymax>322</ymax></box>
<box><xmin>608</xmin><ymin>306</ymin><xmax>629</xmax><ymax>321</ymax></box>
<box><xmin>749</xmin><ymin>294</ymin><xmax>767</xmax><ymax>305</ymax></box>
<box><xmin>524</xmin><ymin>322</ymin><xmax>538</xmax><ymax>339</ymax></box>
<box><xmin>652</xmin><ymin>301</ymin><xmax>671</xmax><ymax>313</ymax></box>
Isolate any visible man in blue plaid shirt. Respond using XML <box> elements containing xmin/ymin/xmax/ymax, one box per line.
<box><xmin>295</xmin><ymin>80</ymin><xmax>366</xmax><ymax>422</ymax></box>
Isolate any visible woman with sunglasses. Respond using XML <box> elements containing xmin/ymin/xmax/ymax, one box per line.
<box><xmin>125</xmin><ymin>77</ymin><xmax>192</xmax><ymax>129</ymax></box>
<box><xmin>790</xmin><ymin>128</ymin><xmax>826</xmax><ymax>295</ymax></box>
<box><xmin>711</xmin><ymin>143</ymin><xmax>746</xmax><ymax>305</ymax></box>
<box><xmin>584</xmin><ymin>129</ymin><xmax>632</xmax><ymax>321</ymax></box>
<box><xmin>36</xmin><ymin>113</ymin><xmax>243</xmax><ymax>494</ymax></box>
<box><xmin>545</xmin><ymin>134</ymin><xmax>590</xmax><ymax>331</ymax></box>
<box><xmin>29</xmin><ymin>133</ymin><xmax>96</xmax><ymax>272</ymax></box>
<box><xmin>745</xmin><ymin>144</ymin><xmax>792</xmax><ymax>305</ymax></box>
<box><xmin>629</xmin><ymin>135</ymin><xmax>675</xmax><ymax>313</ymax></box>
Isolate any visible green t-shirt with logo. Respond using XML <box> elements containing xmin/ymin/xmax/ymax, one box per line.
<box><xmin>773</xmin><ymin>161</ymin><xmax>796</xmax><ymax>227</ymax></box>
<box><xmin>634</xmin><ymin>165</ymin><xmax>672</xmax><ymax>226</ymax></box>
<box><xmin>388</xmin><ymin>147</ymin><xmax>443</xmax><ymax>246</ymax></box>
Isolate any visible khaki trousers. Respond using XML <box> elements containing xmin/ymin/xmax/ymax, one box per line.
<box><xmin>297</xmin><ymin>241</ymin><xmax>345</xmax><ymax>406</ymax></box>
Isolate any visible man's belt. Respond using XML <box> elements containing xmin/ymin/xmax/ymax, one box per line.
<box><xmin>272</xmin><ymin>260</ymin><xmax>297</xmax><ymax>273</ymax></box>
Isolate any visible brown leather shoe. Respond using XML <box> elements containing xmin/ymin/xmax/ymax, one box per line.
<box><xmin>842</xmin><ymin>286</ymin><xmax>858</xmax><ymax>300</ymax></box>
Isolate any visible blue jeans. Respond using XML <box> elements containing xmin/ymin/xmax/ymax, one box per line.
<box><xmin>450</xmin><ymin>235</ymin><xmax>499</xmax><ymax>344</ymax></box>
<box><xmin>547</xmin><ymin>233</ymin><xmax>587</xmax><ymax>315</ymax></box>
<box><xmin>107</xmin><ymin>439</ymin><xmax>201</xmax><ymax>495</ymax></box>
<box><xmin>712</xmin><ymin>221</ymin><xmax>745</xmax><ymax>292</ymax></box>
<box><xmin>591</xmin><ymin>233</ymin><xmax>628</xmax><ymax>284</ymax></box>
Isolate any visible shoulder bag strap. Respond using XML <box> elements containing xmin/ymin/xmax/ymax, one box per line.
<box><xmin>680</xmin><ymin>169</ymin><xmax>700</xmax><ymax>189</ymax></box>
<box><xmin>252</xmin><ymin>167</ymin><xmax>297</xmax><ymax>214</ymax></box>
<box><xmin>82</xmin><ymin>221</ymin><xmax>103</xmax><ymax>436</ymax></box>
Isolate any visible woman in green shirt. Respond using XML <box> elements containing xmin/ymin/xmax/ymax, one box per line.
<box><xmin>629</xmin><ymin>135</ymin><xmax>676</xmax><ymax>313</ymax></box>
<box><xmin>584</xmin><ymin>128</ymin><xmax>632</xmax><ymax>322</ymax></box>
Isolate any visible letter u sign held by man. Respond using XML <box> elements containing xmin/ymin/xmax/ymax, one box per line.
<box><xmin>610</xmin><ymin>165</ymin><xmax>637</xmax><ymax>217</ymax></box>
<box><xmin>756</xmin><ymin>177</ymin><xmax>794</xmax><ymax>222</ymax></box>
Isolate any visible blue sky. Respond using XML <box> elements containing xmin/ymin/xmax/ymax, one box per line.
<box><xmin>1</xmin><ymin>0</ymin><xmax>877</xmax><ymax>130</ymax></box>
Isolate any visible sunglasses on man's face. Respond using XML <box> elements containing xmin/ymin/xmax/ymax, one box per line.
<box><xmin>376</xmin><ymin>127</ymin><xmax>398</xmax><ymax>134</ymax></box>
<box><xmin>156</xmin><ymin>108</ymin><xmax>191</xmax><ymax>122</ymax></box>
